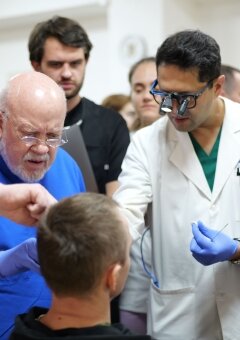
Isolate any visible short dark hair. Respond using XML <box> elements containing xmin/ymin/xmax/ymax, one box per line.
<box><xmin>128</xmin><ymin>57</ymin><xmax>156</xmax><ymax>84</ymax></box>
<box><xmin>221</xmin><ymin>64</ymin><xmax>240</xmax><ymax>94</ymax></box>
<box><xmin>156</xmin><ymin>30</ymin><xmax>221</xmax><ymax>83</ymax></box>
<box><xmin>28</xmin><ymin>16</ymin><xmax>93</xmax><ymax>63</ymax></box>
<box><xmin>37</xmin><ymin>193</ymin><xmax>128</xmax><ymax>297</ymax></box>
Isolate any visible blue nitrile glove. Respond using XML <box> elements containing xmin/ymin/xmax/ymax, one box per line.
<box><xmin>0</xmin><ymin>237</ymin><xmax>40</xmax><ymax>278</ymax></box>
<box><xmin>190</xmin><ymin>221</ymin><xmax>238</xmax><ymax>266</ymax></box>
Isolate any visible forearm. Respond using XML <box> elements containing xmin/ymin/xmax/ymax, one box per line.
<box><xmin>105</xmin><ymin>180</ymin><xmax>120</xmax><ymax>197</ymax></box>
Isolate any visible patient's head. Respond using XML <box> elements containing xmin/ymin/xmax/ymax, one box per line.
<box><xmin>38</xmin><ymin>193</ymin><xmax>131</xmax><ymax>299</ymax></box>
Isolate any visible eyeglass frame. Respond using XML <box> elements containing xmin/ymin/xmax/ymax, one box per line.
<box><xmin>19</xmin><ymin>133</ymin><xmax>68</xmax><ymax>148</ymax></box>
<box><xmin>149</xmin><ymin>79</ymin><xmax>214</xmax><ymax>109</ymax></box>
<box><xmin>1</xmin><ymin>112</ymin><xmax>68</xmax><ymax>148</ymax></box>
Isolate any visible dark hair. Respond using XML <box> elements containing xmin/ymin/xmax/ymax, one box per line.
<box><xmin>221</xmin><ymin>64</ymin><xmax>240</xmax><ymax>94</ymax></box>
<box><xmin>156</xmin><ymin>30</ymin><xmax>221</xmax><ymax>83</ymax></box>
<box><xmin>128</xmin><ymin>57</ymin><xmax>156</xmax><ymax>84</ymax></box>
<box><xmin>101</xmin><ymin>94</ymin><xmax>131</xmax><ymax>112</ymax></box>
<box><xmin>28</xmin><ymin>16</ymin><xmax>93</xmax><ymax>63</ymax></box>
<box><xmin>38</xmin><ymin>193</ymin><xmax>128</xmax><ymax>297</ymax></box>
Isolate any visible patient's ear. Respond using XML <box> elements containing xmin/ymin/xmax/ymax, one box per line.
<box><xmin>105</xmin><ymin>263</ymin><xmax>122</xmax><ymax>298</ymax></box>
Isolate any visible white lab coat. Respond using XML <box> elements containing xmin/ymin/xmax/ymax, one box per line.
<box><xmin>114</xmin><ymin>97</ymin><xmax>240</xmax><ymax>340</ymax></box>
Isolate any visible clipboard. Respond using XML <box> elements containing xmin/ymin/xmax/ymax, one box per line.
<box><xmin>62</xmin><ymin>121</ymin><xmax>98</xmax><ymax>193</ymax></box>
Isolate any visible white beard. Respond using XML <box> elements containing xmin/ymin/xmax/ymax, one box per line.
<box><xmin>0</xmin><ymin>139</ymin><xmax>50</xmax><ymax>183</ymax></box>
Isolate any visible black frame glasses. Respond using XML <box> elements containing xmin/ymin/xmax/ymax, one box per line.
<box><xmin>150</xmin><ymin>79</ymin><xmax>213</xmax><ymax>110</ymax></box>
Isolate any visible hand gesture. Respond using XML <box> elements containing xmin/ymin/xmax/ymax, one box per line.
<box><xmin>190</xmin><ymin>221</ymin><xmax>238</xmax><ymax>265</ymax></box>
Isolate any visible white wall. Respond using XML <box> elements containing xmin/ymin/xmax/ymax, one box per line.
<box><xmin>0</xmin><ymin>0</ymin><xmax>109</xmax><ymax>103</ymax></box>
<box><xmin>164</xmin><ymin>0</ymin><xmax>240</xmax><ymax>66</ymax></box>
<box><xmin>103</xmin><ymin>0</ymin><xmax>164</xmax><ymax>99</ymax></box>
<box><xmin>1</xmin><ymin>0</ymin><xmax>240</xmax><ymax>103</ymax></box>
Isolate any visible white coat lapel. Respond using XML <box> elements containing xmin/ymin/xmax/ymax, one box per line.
<box><xmin>212</xmin><ymin>101</ymin><xmax>240</xmax><ymax>202</ymax></box>
<box><xmin>168</xmin><ymin>124</ymin><xmax>211</xmax><ymax>199</ymax></box>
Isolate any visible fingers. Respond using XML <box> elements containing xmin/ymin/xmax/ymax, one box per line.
<box><xmin>193</xmin><ymin>221</ymin><xmax>219</xmax><ymax>243</ymax></box>
<box><xmin>25</xmin><ymin>238</ymin><xmax>38</xmax><ymax>261</ymax></box>
<box><xmin>27</xmin><ymin>203</ymin><xmax>46</xmax><ymax>218</ymax></box>
<box><xmin>190</xmin><ymin>237</ymin><xmax>201</xmax><ymax>253</ymax></box>
<box><xmin>46</xmin><ymin>194</ymin><xmax>57</xmax><ymax>206</ymax></box>
<box><xmin>28</xmin><ymin>186</ymin><xmax>57</xmax><ymax>220</ymax></box>
<box><xmin>191</xmin><ymin>222</ymin><xmax>211</xmax><ymax>248</ymax></box>
<box><xmin>25</xmin><ymin>237</ymin><xmax>37</xmax><ymax>249</ymax></box>
<box><xmin>197</xmin><ymin>221</ymin><xmax>211</xmax><ymax>235</ymax></box>
<box><xmin>192</xmin><ymin>253</ymin><xmax>211</xmax><ymax>266</ymax></box>
<box><xmin>30</xmin><ymin>184</ymin><xmax>56</xmax><ymax>208</ymax></box>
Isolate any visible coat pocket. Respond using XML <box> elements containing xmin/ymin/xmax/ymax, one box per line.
<box><xmin>148</xmin><ymin>282</ymin><xmax>196</xmax><ymax>340</ymax></box>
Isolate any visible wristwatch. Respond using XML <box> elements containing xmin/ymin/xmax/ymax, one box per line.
<box><xmin>230</xmin><ymin>238</ymin><xmax>240</xmax><ymax>264</ymax></box>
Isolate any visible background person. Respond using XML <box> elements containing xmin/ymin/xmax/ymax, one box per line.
<box><xmin>220</xmin><ymin>64</ymin><xmax>240</xmax><ymax>103</ymax></box>
<box><xmin>10</xmin><ymin>193</ymin><xmax>151</xmax><ymax>339</ymax></box>
<box><xmin>0</xmin><ymin>71</ymin><xmax>85</xmax><ymax>338</ymax></box>
<box><xmin>101</xmin><ymin>94</ymin><xmax>137</xmax><ymax>133</ymax></box>
<box><xmin>128</xmin><ymin>57</ymin><xmax>160</xmax><ymax>133</ymax></box>
<box><xmin>28</xmin><ymin>16</ymin><xmax>130</xmax><ymax>196</ymax></box>
<box><xmin>114</xmin><ymin>30</ymin><xmax>240</xmax><ymax>339</ymax></box>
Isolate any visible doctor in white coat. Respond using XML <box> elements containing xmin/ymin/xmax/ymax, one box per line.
<box><xmin>114</xmin><ymin>29</ymin><xmax>240</xmax><ymax>340</ymax></box>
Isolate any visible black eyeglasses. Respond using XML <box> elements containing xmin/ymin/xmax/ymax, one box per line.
<box><xmin>150</xmin><ymin>79</ymin><xmax>213</xmax><ymax>110</ymax></box>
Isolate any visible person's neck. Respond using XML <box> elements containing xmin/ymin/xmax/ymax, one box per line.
<box><xmin>190</xmin><ymin>97</ymin><xmax>225</xmax><ymax>154</ymax></box>
<box><xmin>67</xmin><ymin>95</ymin><xmax>81</xmax><ymax>113</ymax></box>
<box><xmin>39</xmin><ymin>293</ymin><xmax>111</xmax><ymax>330</ymax></box>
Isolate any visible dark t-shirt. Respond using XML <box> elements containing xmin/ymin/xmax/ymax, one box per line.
<box><xmin>10</xmin><ymin>307</ymin><xmax>151</xmax><ymax>339</ymax></box>
<box><xmin>64</xmin><ymin>98</ymin><xmax>130</xmax><ymax>194</ymax></box>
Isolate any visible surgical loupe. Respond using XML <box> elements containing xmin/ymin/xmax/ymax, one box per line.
<box><xmin>160</xmin><ymin>95</ymin><xmax>190</xmax><ymax>117</ymax></box>
<box><xmin>177</xmin><ymin>97</ymin><xmax>190</xmax><ymax>116</ymax></box>
<box><xmin>160</xmin><ymin>95</ymin><xmax>172</xmax><ymax>113</ymax></box>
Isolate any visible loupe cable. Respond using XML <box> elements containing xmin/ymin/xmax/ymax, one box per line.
<box><xmin>140</xmin><ymin>227</ymin><xmax>159</xmax><ymax>288</ymax></box>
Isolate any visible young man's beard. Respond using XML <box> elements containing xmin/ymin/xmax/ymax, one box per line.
<box><xmin>65</xmin><ymin>78</ymin><xmax>84</xmax><ymax>101</ymax></box>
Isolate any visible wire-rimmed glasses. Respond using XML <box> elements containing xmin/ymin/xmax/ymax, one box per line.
<box><xmin>1</xmin><ymin>112</ymin><xmax>68</xmax><ymax>148</ymax></box>
<box><xmin>19</xmin><ymin>131</ymin><xmax>68</xmax><ymax>148</ymax></box>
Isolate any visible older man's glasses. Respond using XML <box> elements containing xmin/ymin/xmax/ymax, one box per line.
<box><xmin>150</xmin><ymin>79</ymin><xmax>213</xmax><ymax>116</ymax></box>
<box><xmin>1</xmin><ymin>112</ymin><xmax>68</xmax><ymax>148</ymax></box>
<box><xmin>19</xmin><ymin>133</ymin><xmax>68</xmax><ymax>148</ymax></box>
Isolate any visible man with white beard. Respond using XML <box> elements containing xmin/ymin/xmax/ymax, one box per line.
<box><xmin>0</xmin><ymin>71</ymin><xmax>85</xmax><ymax>338</ymax></box>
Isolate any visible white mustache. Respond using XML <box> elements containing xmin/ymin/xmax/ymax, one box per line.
<box><xmin>23</xmin><ymin>153</ymin><xmax>50</xmax><ymax>162</ymax></box>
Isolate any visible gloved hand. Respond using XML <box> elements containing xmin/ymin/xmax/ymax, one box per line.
<box><xmin>0</xmin><ymin>238</ymin><xmax>40</xmax><ymax>278</ymax></box>
<box><xmin>190</xmin><ymin>221</ymin><xmax>238</xmax><ymax>266</ymax></box>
